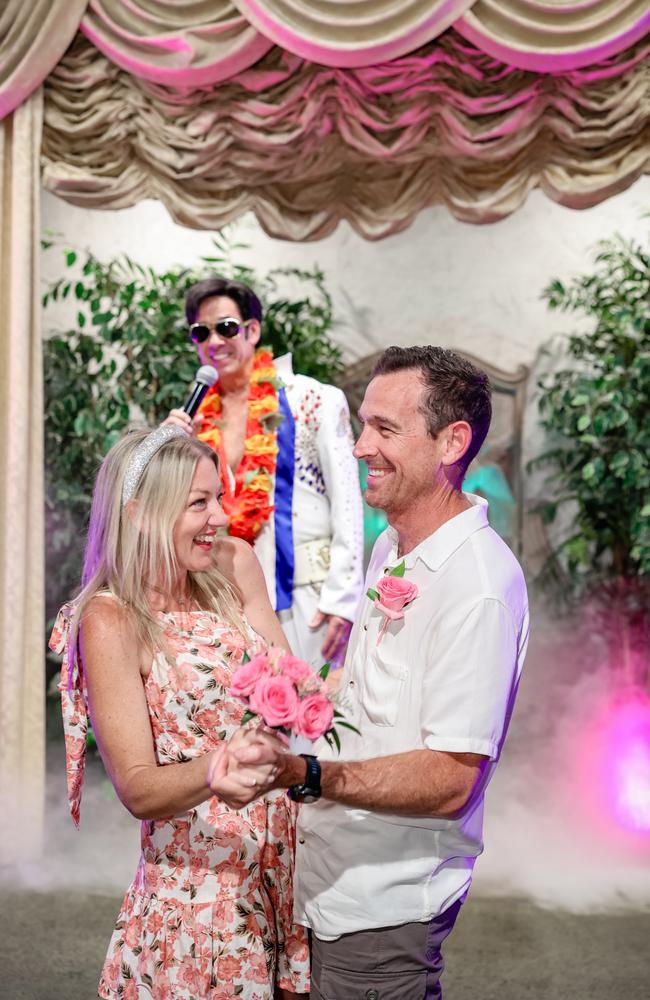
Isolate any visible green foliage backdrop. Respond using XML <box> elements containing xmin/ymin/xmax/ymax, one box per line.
<box><xmin>43</xmin><ymin>240</ymin><xmax>343</xmax><ymax>637</ymax></box>
<box><xmin>531</xmin><ymin>227</ymin><xmax>649</xmax><ymax>684</ymax></box>
<box><xmin>532</xmin><ymin>229</ymin><xmax>650</xmax><ymax>587</ymax></box>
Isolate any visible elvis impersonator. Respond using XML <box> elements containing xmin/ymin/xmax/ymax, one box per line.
<box><xmin>164</xmin><ymin>276</ymin><xmax>364</xmax><ymax>668</ymax></box>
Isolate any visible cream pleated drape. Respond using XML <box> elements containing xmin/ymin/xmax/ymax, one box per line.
<box><xmin>3</xmin><ymin>1</ymin><xmax>647</xmax><ymax>108</ymax></box>
<box><xmin>0</xmin><ymin>0</ymin><xmax>87</xmax><ymax>119</ymax></box>
<box><xmin>0</xmin><ymin>89</ymin><xmax>45</xmax><ymax>864</ymax></box>
<box><xmin>42</xmin><ymin>31</ymin><xmax>650</xmax><ymax>240</ymax></box>
<box><xmin>237</xmin><ymin>0</ymin><xmax>650</xmax><ymax>68</ymax></box>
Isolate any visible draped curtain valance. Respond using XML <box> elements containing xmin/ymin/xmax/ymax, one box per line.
<box><xmin>2</xmin><ymin>1</ymin><xmax>649</xmax><ymax>119</ymax></box>
<box><xmin>41</xmin><ymin>30</ymin><xmax>650</xmax><ymax>240</ymax></box>
<box><xmin>1</xmin><ymin>0</ymin><xmax>647</xmax><ymax>235</ymax></box>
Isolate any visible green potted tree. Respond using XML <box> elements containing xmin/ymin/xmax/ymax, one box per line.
<box><xmin>531</xmin><ymin>227</ymin><xmax>650</xmax><ymax>690</ymax></box>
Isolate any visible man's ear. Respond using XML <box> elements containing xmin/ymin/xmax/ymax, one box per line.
<box><xmin>246</xmin><ymin>319</ymin><xmax>262</xmax><ymax>347</ymax></box>
<box><xmin>441</xmin><ymin>421</ymin><xmax>473</xmax><ymax>468</ymax></box>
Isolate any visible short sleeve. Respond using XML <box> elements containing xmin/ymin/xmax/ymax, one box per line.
<box><xmin>314</xmin><ymin>386</ymin><xmax>364</xmax><ymax>621</ymax></box>
<box><xmin>49</xmin><ymin>605</ymin><xmax>88</xmax><ymax>828</ymax></box>
<box><xmin>420</xmin><ymin>597</ymin><xmax>521</xmax><ymax>760</ymax></box>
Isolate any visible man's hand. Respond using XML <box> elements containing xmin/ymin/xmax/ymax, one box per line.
<box><xmin>160</xmin><ymin>409</ymin><xmax>202</xmax><ymax>436</ymax></box>
<box><xmin>309</xmin><ymin>611</ymin><xmax>352</xmax><ymax>664</ymax></box>
<box><xmin>206</xmin><ymin>728</ymin><xmax>286</xmax><ymax>809</ymax></box>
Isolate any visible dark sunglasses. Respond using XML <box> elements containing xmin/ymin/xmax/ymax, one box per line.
<box><xmin>188</xmin><ymin>317</ymin><xmax>251</xmax><ymax>344</ymax></box>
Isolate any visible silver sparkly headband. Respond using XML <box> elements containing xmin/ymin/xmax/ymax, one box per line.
<box><xmin>121</xmin><ymin>426</ymin><xmax>187</xmax><ymax>506</ymax></box>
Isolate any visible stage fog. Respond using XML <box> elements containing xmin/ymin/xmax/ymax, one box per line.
<box><xmin>25</xmin><ymin>178</ymin><xmax>650</xmax><ymax>913</ymax></box>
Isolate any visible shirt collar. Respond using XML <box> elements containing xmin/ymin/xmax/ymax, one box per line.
<box><xmin>274</xmin><ymin>353</ymin><xmax>293</xmax><ymax>378</ymax></box>
<box><xmin>385</xmin><ymin>493</ymin><xmax>490</xmax><ymax>572</ymax></box>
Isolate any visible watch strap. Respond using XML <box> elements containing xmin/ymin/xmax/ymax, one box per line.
<box><xmin>287</xmin><ymin>753</ymin><xmax>321</xmax><ymax>801</ymax></box>
<box><xmin>301</xmin><ymin>754</ymin><xmax>321</xmax><ymax>796</ymax></box>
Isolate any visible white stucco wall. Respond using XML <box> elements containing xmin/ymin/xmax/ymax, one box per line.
<box><xmin>41</xmin><ymin>177</ymin><xmax>649</xmax><ymax>560</ymax></box>
<box><xmin>42</xmin><ymin>178</ymin><xmax>650</xmax><ymax>373</ymax></box>
<box><xmin>42</xmin><ymin>177</ymin><xmax>649</xmax><ymax>553</ymax></box>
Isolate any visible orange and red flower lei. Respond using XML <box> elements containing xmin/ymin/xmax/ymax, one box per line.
<box><xmin>196</xmin><ymin>349</ymin><xmax>284</xmax><ymax>544</ymax></box>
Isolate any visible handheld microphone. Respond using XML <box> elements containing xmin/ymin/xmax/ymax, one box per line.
<box><xmin>182</xmin><ymin>365</ymin><xmax>218</xmax><ymax>418</ymax></box>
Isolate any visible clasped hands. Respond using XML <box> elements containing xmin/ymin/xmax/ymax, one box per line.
<box><xmin>207</xmin><ymin>727</ymin><xmax>288</xmax><ymax>810</ymax></box>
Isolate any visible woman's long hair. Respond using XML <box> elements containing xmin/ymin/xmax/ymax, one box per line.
<box><xmin>70</xmin><ymin>429</ymin><xmax>245</xmax><ymax>665</ymax></box>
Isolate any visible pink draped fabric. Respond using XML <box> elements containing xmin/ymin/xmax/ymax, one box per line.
<box><xmin>234</xmin><ymin>0</ymin><xmax>474</xmax><ymax>67</ymax></box>
<box><xmin>2</xmin><ymin>0</ymin><xmax>649</xmax><ymax>121</ymax></box>
<box><xmin>456</xmin><ymin>0</ymin><xmax>650</xmax><ymax>73</ymax></box>
<box><xmin>80</xmin><ymin>0</ymin><xmax>273</xmax><ymax>86</ymax></box>
<box><xmin>0</xmin><ymin>0</ymin><xmax>87</xmax><ymax>120</ymax></box>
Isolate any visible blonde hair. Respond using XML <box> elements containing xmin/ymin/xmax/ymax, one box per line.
<box><xmin>70</xmin><ymin>429</ymin><xmax>245</xmax><ymax>665</ymax></box>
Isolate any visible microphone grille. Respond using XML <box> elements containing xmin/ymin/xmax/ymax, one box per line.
<box><xmin>195</xmin><ymin>365</ymin><xmax>219</xmax><ymax>387</ymax></box>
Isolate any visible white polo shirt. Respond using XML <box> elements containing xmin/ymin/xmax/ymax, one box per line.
<box><xmin>294</xmin><ymin>494</ymin><xmax>529</xmax><ymax>939</ymax></box>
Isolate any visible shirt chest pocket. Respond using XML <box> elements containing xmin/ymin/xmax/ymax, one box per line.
<box><xmin>362</xmin><ymin>647</ymin><xmax>409</xmax><ymax>727</ymax></box>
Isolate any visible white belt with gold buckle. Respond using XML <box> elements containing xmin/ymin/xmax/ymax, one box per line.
<box><xmin>293</xmin><ymin>537</ymin><xmax>332</xmax><ymax>587</ymax></box>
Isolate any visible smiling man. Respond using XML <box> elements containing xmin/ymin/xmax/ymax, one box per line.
<box><xmin>213</xmin><ymin>344</ymin><xmax>530</xmax><ymax>1000</ymax></box>
<box><xmin>164</xmin><ymin>277</ymin><xmax>363</xmax><ymax>669</ymax></box>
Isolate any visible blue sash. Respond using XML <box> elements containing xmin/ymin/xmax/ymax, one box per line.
<box><xmin>273</xmin><ymin>388</ymin><xmax>295</xmax><ymax>611</ymax></box>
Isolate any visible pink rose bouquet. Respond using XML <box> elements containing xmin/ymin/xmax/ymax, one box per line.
<box><xmin>230</xmin><ymin>646</ymin><xmax>357</xmax><ymax>751</ymax></box>
<box><xmin>367</xmin><ymin>560</ymin><xmax>419</xmax><ymax>644</ymax></box>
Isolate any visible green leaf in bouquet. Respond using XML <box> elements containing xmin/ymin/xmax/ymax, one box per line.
<box><xmin>242</xmin><ymin>651</ymin><xmax>251</xmax><ymax>663</ymax></box>
<box><xmin>241</xmin><ymin>709</ymin><xmax>256</xmax><ymax>725</ymax></box>
<box><xmin>329</xmin><ymin>727</ymin><xmax>341</xmax><ymax>754</ymax></box>
<box><xmin>319</xmin><ymin>662</ymin><xmax>331</xmax><ymax>680</ymax></box>
<box><xmin>335</xmin><ymin>720</ymin><xmax>361</xmax><ymax>735</ymax></box>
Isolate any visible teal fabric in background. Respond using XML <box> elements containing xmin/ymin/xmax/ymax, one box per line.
<box><xmin>359</xmin><ymin>462</ymin><xmax>516</xmax><ymax>563</ymax></box>
<box><xmin>359</xmin><ymin>464</ymin><xmax>388</xmax><ymax>561</ymax></box>
<box><xmin>464</xmin><ymin>464</ymin><xmax>515</xmax><ymax>543</ymax></box>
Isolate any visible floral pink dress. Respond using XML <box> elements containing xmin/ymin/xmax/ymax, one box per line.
<box><xmin>49</xmin><ymin>601</ymin><xmax>310</xmax><ymax>1000</ymax></box>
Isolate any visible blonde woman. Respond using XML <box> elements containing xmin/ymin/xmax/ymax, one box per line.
<box><xmin>49</xmin><ymin>426</ymin><xmax>310</xmax><ymax>1000</ymax></box>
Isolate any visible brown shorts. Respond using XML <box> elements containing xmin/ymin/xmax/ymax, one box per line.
<box><xmin>310</xmin><ymin>898</ymin><xmax>463</xmax><ymax>1000</ymax></box>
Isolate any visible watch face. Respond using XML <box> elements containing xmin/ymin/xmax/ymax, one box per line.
<box><xmin>287</xmin><ymin>785</ymin><xmax>321</xmax><ymax>803</ymax></box>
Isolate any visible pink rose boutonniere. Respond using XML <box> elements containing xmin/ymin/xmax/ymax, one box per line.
<box><xmin>367</xmin><ymin>560</ymin><xmax>419</xmax><ymax>644</ymax></box>
<box><xmin>230</xmin><ymin>646</ymin><xmax>358</xmax><ymax>752</ymax></box>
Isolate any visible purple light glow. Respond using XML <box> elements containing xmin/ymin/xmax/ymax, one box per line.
<box><xmin>606</xmin><ymin>696</ymin><xmax>650</xmax><ymax>833</ymax></box>
<box><xmin>578</xmin><ymin>689</ymin><xmax>650</xmax><ymax>841</ymax></box>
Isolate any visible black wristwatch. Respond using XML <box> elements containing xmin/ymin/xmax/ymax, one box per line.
<box><xmin>287</xmin><ymin>754</ymin><xmax>321</xmax><ymax>803</ymax></box>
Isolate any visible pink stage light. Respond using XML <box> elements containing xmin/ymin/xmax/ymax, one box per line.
<box><xmin>574</xmin><ymin>688</ymin><xmax>650</xmax><ymax>843</ymax></box>
<box><xmin>606</xmin><ymin>696</ymin><xmax>650</xmax><ymax>833</ymax></box>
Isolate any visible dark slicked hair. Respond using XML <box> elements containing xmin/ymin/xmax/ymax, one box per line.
<box><xmin>185</xmin><ymin>277</ymin><xmax>263</xmax><ymax>326</ymax></box>
<box><xmin>371</xmin><ymin>346</ymin><xmax>492</xmax><ymax>475</ymax></box>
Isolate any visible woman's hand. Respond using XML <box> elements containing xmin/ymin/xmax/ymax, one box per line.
<box><xmin>206</xmin><ymin>727</ymin><xmax>286</xmax><ymax>809</ymax></box>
